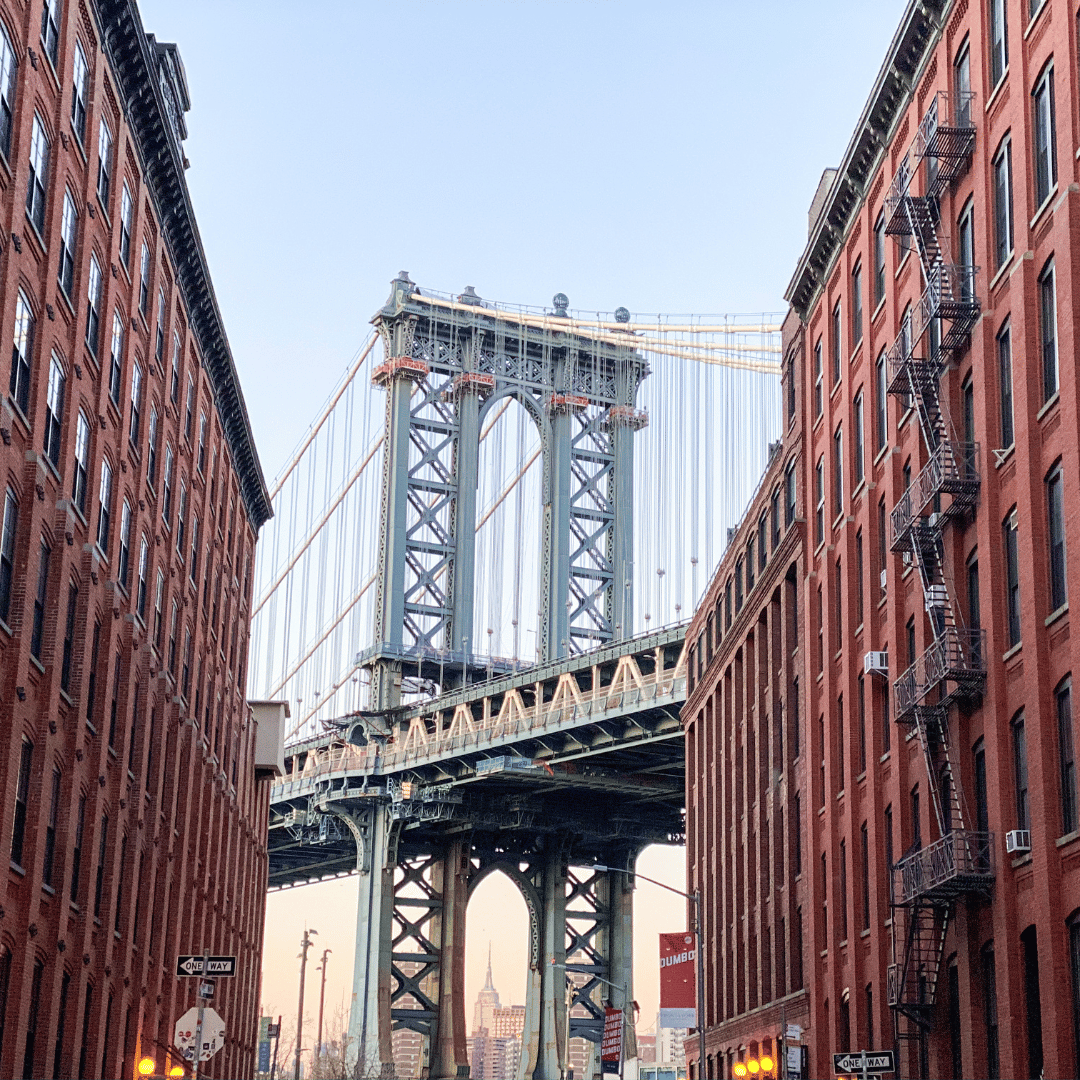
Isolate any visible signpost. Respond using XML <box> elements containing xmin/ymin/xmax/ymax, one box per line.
<box><xmin>176</xmin><ymin>955</ymin><xmax>237</xmax><ymax>977</ymax></box>
<box><xmin>600</xmin><ymin>1006</ymin><xmax>623</xmax><ymax>1077</ymax></box>
<box><xmin>832</xmin><ymin>1050</ymin><xmax>895</xmax><ymax>1078</ymax></box>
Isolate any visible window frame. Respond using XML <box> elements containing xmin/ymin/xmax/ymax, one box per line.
<box><xmin>992</xmin><ymin>134</ymin><xmax>1014</xmax><ymax>269</ymax></box>
<box><xmin>1033</xmin><ymin>61</ymin><xmax>1057</xmax><ymax>208</ymax></box>
<box><xmin>26</xmin><ymin>113</ymin><xmax>49</xmax><ymax>235</ymax></box>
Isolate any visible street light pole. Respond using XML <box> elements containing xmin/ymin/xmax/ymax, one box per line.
<box><xmin>551</xmin><ymin>962</ymin><xmax>630</xmax><ymax>1080</ymax></box>
<box><xmin>315</xmin><ymin>949</ymin><xmax>331</xmax><ymax>1076</ymax></box>
<box><xmin>593</xmin><ymin>864</ymin><xmax>707</xmax><ymax>1080</ymax></box>
<box><xmin>295</xmin><ymin>928</ymin><xmax>318</xmax><ymax>1080</ymax></box>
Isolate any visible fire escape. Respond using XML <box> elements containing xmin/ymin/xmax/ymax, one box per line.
<box><xmin>881</xmin><ymin>91</ymin><xmax>994</xmax><ymax>1040</ymax></box>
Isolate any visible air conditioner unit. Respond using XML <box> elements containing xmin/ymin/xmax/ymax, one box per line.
<box><xmin>903</xmin><ymin>551</ymin><xmax>913</xmax><ymax>567</ymax></box>
<box><xmin>864</xmin><ymin>651</ymin><xmax>889</xmax><ymax>677</ymax></box>
<box><xmin>880</xmin><ymin>569</ymin><xmax>888</xmax><ymax>590</ymax></box>
<box><xmin>1005</xmin><ymin>829</ymin><xmax>1031</xmax><ymax>855</ymax></box>
<box><xmin>929</xmin><ymin>512</ymin><xmax>943</xmax><ymax>529</ymax></box>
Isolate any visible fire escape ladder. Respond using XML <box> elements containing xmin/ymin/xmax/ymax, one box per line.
<box><xmin>883</xmin><ymin>89</ymin><xmax>992</xmax><ymax>1039</ymax></box>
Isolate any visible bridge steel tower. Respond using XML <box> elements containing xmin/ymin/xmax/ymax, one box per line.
<box><xmin>348</xmin><ymin>276</ymin><xmax>653</xmax><ymax>1079</ymax></box>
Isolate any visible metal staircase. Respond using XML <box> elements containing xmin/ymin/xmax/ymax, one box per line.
<box><xmin>880</xmin><ymin>91</ymin><xmax>993</xmax><ymax>1040</ymax></box>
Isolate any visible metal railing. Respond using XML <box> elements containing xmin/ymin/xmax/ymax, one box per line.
<box><xmin>894</xmin><ymin>626</ymin><xmax>986</xmax><ymax>718</ymax></box>
<box><xmin>892</xmin><ymin>830</ymin><xmax>994</xmax><ymax>905</ymax></box>
<box><xmin>890</xmin><ymin>441</ymin><xmax>980</xmax><ymax>549</ymax></box>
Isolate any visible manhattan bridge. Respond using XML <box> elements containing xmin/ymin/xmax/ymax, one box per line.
<box><xmin>251</xmin><ymin>275</ymin><xmax>781</xmax><ymax>1078</ymax></box>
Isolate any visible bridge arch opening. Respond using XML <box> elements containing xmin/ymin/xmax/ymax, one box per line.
<box><xmin>464</xmin><ymin>866</ymin><xmax>531</xmax><ymax>1072</ymax></box>
<box><xmin>474</xmin><ymin>392</ymin><xmax>543</xmax><ymax>665</ymax></box>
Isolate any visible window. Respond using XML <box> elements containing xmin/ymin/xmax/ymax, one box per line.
<box><xmin>72</xmin><ymin>412</ymin><xmax>90</xmax><ymax>515</ymax></box>
<box><xmin>0</xmin><ymin>488</ymin><xmax>16</xmax><ymax>622</ymax></box>
<box><xmin>746</xmin><ymin>538</ymin><xmax>755</xmax><ymax>592</ymax></box>
<box><xmin>26</xmin><ymin>114</ymin><xmax>48</xmax><ymax>234</ymax></box>
<box><xmin>998</xmin><ymin>320</ymin><xmax>1014</xmax><ymax>447</ymax></box>
<box><xmin>130</xmin><ymin>361</ymin><xmax>143</xmax><ymax>444</ymax></box>
<box><xmin>837</xmin><ymin>693</ymin><xmax>845</xmax><ymax>791</ymax></box>
<box><xmin>185</xmin><ymin>374</ymin><xmax>194</xmax><ymax>438</ymax></box>
<box><xmin>43</xmin><ymin>354</ymin><xmax>64</xmax><ymax>468</ymax></box>
<box><xmin>1004</xmin><ymin>508</ymin><xmax>1021</xmax><ymax>645</ymax></box>
<box><xmin>758</xmin><ymin>514</ymin><xmax>767</xmax><ymax>571</ymax></box>
<box><xmin>58</xmin><ymin>579</ymin><xmax>75</xmax><ymax>695</ymax></box>
<box><xmin>735</xmin><ymin>556</ymin><xmax>744</xmax><ymax>611</ymax></box>
<box><xmin>10</xmin><ymin>290</ymin><xmax>34</xmax><ymax>416</ymax></box>
<box><xmin>118</xmin><ymin>499</ymin><xmax>132</xmax><ymax>587</ymax></box>
<box><xmin>93</xmin><ymin>815</ymin><xmax>107</xmax><ymax>917</ymax></box>
<box><xmin>181</xmin><ymin>628</ymin><xmax>192</xmax><ymax>699</ymax></box>
<box><xmin>70</xmin><ymin>794</ymin><xmax>85</xmax><ymax>903</ymax></box>
<box><xmin>815</xmin><ymin>456</ymin><xmax>824</xmax><ymax>545</ymax></box>
<box><xmin>156</xmin><ymin>288</ymin><xmax>166</xmax><ymax>362</ymax></box>
<box><xmin>198</xmin><ymin>412</ymin><xmax>208</xmax><ymax>474</ymax></box>
<box><xmin>96</xmin><ymin>458</ymin><xmax>112</xmax><ymax>555</ymax></box>
<box><xmin>108</xmin><ymin>310</ymin><xmax>124</xmax><ymax>405</ymax></box>
<box><xmin>873</xmin><ymin>211</ymin><xmax>886</xmax><ymax>306</ymax></box>
<box><xmin>1034</xmin><ymin>63</ymin><xmax>1057</xmax><ymax>207</ymax></box>
<box><xmin>984</xmin><ymin>941</ymin><xmax>997</xmax><ymax>1075</ymax></box>
<box><xmin>853</xmin><ymin>390</ymin><xmax>864</xmax><ymax>488</ymax></box>
<box><xmin>10</xmin><ymin>738</ymin><xmax>32</xmax><ymax>866</ymax></box>
<box><xmin>1048</xmin><ymin>463</ymin><xmax>1067</xmax><ymax>611</ymax></box>
<box><xmin>1013</xmin><ymin>711</ymin><xmax>1030</xmax><ymax>830</ymax></box>
<box><xmin>40</xmin><ymin>0</ymin><xmax>59</xmax><ymax>65</ymax></box>
<box><xmin>119</xmin><ymin>182</ymin><xmax>132</xmax><ymax>267</ymax></box>
<box><xmin>86</xmin><ymin>254</ymin><xmax>102</xmax><ymax>355</ymax></box>
<box><xmin>855</xmin><ymin>530</ymin><xmax>864</xmax><ymax>626</ymax></box>
<box><xmin>968</xmin><ymin>551</ymin><xmax>981</xmax><ymax>663</ymax></box>
<box><xmin>168</xmin><ymin>599</ymin><xmax>178</xmax><ymax>673</ymax></box>
<box><xmin>153</xmin><ymin>569</ymin><xmax>164</xmax><ymax>648</ymax></box>
<box><xmin>884</xmin><ymin>805</ymin><xmax>894</xmax><ymax>872</ymax></box>
<box><xmin>785</xmin><ymin>460</ymin><xmax>796</xmax><ymax>527</ymax></box>
<box><xmin>1021</xmin><ymin>925</ymin><xmax>1044</xmax><ymax>1078</ymax></box>
<box><xmin>96</xmin><ymin>118</ymin><xmax>112</xmax><ymax>207</ymax></box>
<box><xmin>833</xmin><ymin>426</ymin><xmax>843</xmax><ymax>517</ymax></box>
<box><xmin>948</xmin><ymin>961</ymin><xmax>963</xmax><ymax>1079</ymax></box>
<box><xmin>962</xmin><ymin>375</ymin><xmax>975</xmax><ymax>446</ymax></box>
<box><xmin>785</xmin><ymin>354</ymin><xmax>796</xmax><ymax>426</ymax></box>
<box><xmin>990</xmin><ymin>0</ymin><xmax>1007</xmax><ymax>87</ymax></box>
<box><xmin>771</xmin><ymin>488</ymin><xmax>780</xmax><ymax>548</ymax></box>
<box><xmin>958</xmin><ymin>200</ymin><xmax>974</xmax><ymax>303</ymax></box>
<box><xmin>176</xmin><ymin>479</ymin><xmax>187</xmax><ymax>554</ymax></box>
<box><xmin>162</xmin><ymin>445</ymin><xmax>174</xmax><ymax>524</ymax></box>
<box><xmin>30</xmin><ymin>540</ymin><xmax>49</xmax><ymax>660</ymax></box>
<box><xmin>1070</xmin><ymin>913</ymin><xmax>1080</xmax><ymax>1078</ymax></box>
<box><xmin>851</xmin><ymin>261</ymin><xmax>863</xmax><ymax>346</ymax></box>
<box><xmin>975</xmin><ymin>738</ymin><xmax>989</xmax><ymax>835</ymax></box>
<box><xmin>794</xmin><ymin>792</ymin><xmax>802</xmax><ymax>873</ymax></box>
<box><xmin>0</xmin><ymin>24</ymin><xmax>15</xmax><ymax>159</ymax></box>
<box><xmin>146</xmin><ymin>407</ymin><xmax>159</xmax><ymax>486</ymax></box>
<box><xmin>875</xmin><ymin>350</ymin><xmax>887</xmax><ymax>452</ymax></box>
<box><xmin>139</xmin><ymin>242</ymin><xmax>150</xmax><ymax>317</ymax></box>
<box><xmin>53</xmin><ymin>968</ymin><xmax>70</xmax><ymax>1078</ymax></box>
<box><xmin>906</xmin><ymin>616</ymin><xmax>916</xmax><ymax>668</ymax></box>
<box><xmin>831</xmin><ymin>300</ymin><xmax>842</xmax><ymax>384</ymax></box>
<box><xmin>58</xmin><ymin>189</ymin><xmax>77</xmax><ymax>297</ymax></box>
<box><xmin>839</xmin><ymin>838</ymin><xmax>848</xmax><ymax>940</ymax></box>
<box><xmin>813</xmin><ymin>339</ymin><xmax>823</xmax><ymax>417</ymax></box>
<box><xmin>911</xmin><ymin>783</ymin><xmax>921</xmax><ymax>847</ymax></box>
<box><xmin>42</xmin><ymin>766</ymin><xmax>60</xmax><ymax>888</ymax></box>
<box><xmin>861</xmin><ymin>821</ymin><xmax>870</xmax><ymax>929</ymax></box>
<box><xmin>955</xmin><ymin>39</ymin><xmax>972</xmax><ymax>126</ymax></box>
<box><xmin>1040</xmin><ymin>258</ymin><xmax>1058</xmax><ymax>401</ymax></box>
<box><xmin>817</xmin><ymin>588</ymin><xmax>824</xmax><ymax>676</ymax></box>
<box><xmin>189</xmin><ymin>515</ymin><xmax>199</xmax><ymax>585</ymax></box>
<box><xmin>878</xmin><ymin>498</ymin><xmax>887</xmax><ymax>598</ymax></box>
<box><xmin>992</xmin><ymin>136</ymin><xmax>1013</xmax><ymax>269</ymax></box>
<box><xmin>1059</xmin><ymin>679</ymin><xmax>1077</xmax><ymax>835</ymax></box>
<box><xmin>136</xmin><ymin>536</ymin><xmax>148</xmax><ymax>618</ymax></box>
<box><xmin>170</xmin><ymin>331</ymin><xmax>181</xmax><ymax>402</ymax></box>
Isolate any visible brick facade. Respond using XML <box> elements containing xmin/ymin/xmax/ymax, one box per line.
<box><xmin>688</xmin><ymin>1</ymin><xmax>1080</xmax><ymax>1077</ymax></box>
<box><xmin>0</xmin><ymin>1</ymin><xmax>273</xmax><ymax>1077</ymax></box>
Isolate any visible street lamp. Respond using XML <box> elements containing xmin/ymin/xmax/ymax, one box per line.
<box><xmin>295</xmin><ymin>928</ymin><xmax>318</xmax><ymax>1080</ymax></box>
<box><xmin>315</xmin><ymin>949</ymin><xmax>332</xmax><ymax>1076</ymax></box>
<box><xmin>550</xmin><ymin>961</ymin><xmax>631</xmax><ymax>1080</ymax></box>
<box><xmin>592</xmin><ymin>863</ymin><xmax>707</xmax><ymax>1080</ymax></box>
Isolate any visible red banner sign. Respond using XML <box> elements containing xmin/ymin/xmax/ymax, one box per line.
<box><xmin>659</xmin><ymin>932</ymin><xmax>697</xmax><ymax>1028</ymax></box>
<box><xmin>601</xmin><ymin>1006</ymin><xmax>623</xmax><ymax>1068</ymax></box>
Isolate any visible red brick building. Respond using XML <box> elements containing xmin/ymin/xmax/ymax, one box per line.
<box><xmin>0</xmin><ymin>1</ymin><xmax>276</xmax><ymax>1077</ymax></box>
<box><xmin>688</xmin><ymin>1</ymin><xmax>1080</xmax><ymax>1077</ymax></box>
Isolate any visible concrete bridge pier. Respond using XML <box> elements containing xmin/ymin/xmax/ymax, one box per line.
<box><xmin>429</xmin><ymin>839</ymin><xmax>470</xmax><ymax>1080</ymax></box>
<box><xmin>348</xmin><ymin>803</ymin><xmax>395</xmax><ymax>1077</ymax></box>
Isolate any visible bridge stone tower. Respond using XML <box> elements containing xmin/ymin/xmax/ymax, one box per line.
<box><xmin>363</xmin><ymin>274</ymin><xmax>649</xmax><ymax>712</ymax></box>
<box><xmin>342</xmin><ymin>278</ymin><xmax>658</xmax><ymax>1080</ymax></box>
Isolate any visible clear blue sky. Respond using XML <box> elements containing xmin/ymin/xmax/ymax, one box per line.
<box><xmin>134</xmin><ymin>0</ymin><xmax>908</xmax><ymax>1046</ymax></box>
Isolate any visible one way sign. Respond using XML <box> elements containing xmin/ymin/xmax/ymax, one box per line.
<box><xmin>176</xmin><ymin>955</ymin><xmax>237</xmax><ymax>977</ymax></box>
<box><xmin>832</xmin><ymin>1050</ymin><xmax>895</xmax><ymax>1075</ymax></box>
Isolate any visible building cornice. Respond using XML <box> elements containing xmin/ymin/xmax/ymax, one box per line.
<box><xmin>92</xmin><ymin>0</ymin><xmax>272</xmax><ymax>530</ymax></box>
<box><xmin>784</xmin><ymin>0</ymin><xmax>950</xmax><ymax>319</ymax></box>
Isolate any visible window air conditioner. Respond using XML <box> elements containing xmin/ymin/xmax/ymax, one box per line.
<box><xmin>864</xmin><ymin>651</ymin><xmax>889</xmax><ymax>677</ymax></box>
<box><xmin>880</xmin><ymin>569</ymin><xmax>888</xmax><ymax>590</ymax></box>
<box><xmin>928</xmin><ymin>512</ymin><xmax>943</xmax><ymax>529</ymax></box>
<box><xmin>1005</xmin><ymin>829</ymin><xmax>1031</xmax><ymax>855</ymax></box>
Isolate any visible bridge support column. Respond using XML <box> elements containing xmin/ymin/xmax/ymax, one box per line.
<box><xmin>521</xmin><ymin>847</ymin><xmax>568</xmax><ymax>1079</ymax></box>
<box><xmin>449</xmin><ymin>384</ymin><xmax>480</xmax><ymax>663</ymax></box>
<box><xmin>607</xmin><ymin>865</ymin><xmax>635</xmax><ymax>1063</ymax></box>
<box><xmin>610</xmin><ymin>417</ymin><xmax>635</xmax><ymax>641</ymax></box>
<box><xmin>541</xmin><ymin>366</ymin><xmax>572</xmax><ymax>663</ymax></box>
<box><xmin>430</xmin><ymin>840</ymin><xmax>470</xmax><ymax>1080</ymax></box>
<box><xmin>348</xmin><ymin>803</ymin><xmax>395</xmax><ymax>1077</ymax></box>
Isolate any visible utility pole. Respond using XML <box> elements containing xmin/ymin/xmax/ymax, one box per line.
<box><xmin>315</xmin><ymin>948</ymin><xmax>332</xmax><ymax>1077</ymax></box>
<box><xmin>295</xmin><ymin>928</ymin><xmax>318</xmax><ymax>1080</ymax></box>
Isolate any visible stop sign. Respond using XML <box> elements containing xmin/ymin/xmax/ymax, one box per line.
<box><xmin>174</xmin><ymin>1006</ymin><xmax>226</xmax><ymax>1062</ymax></box>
